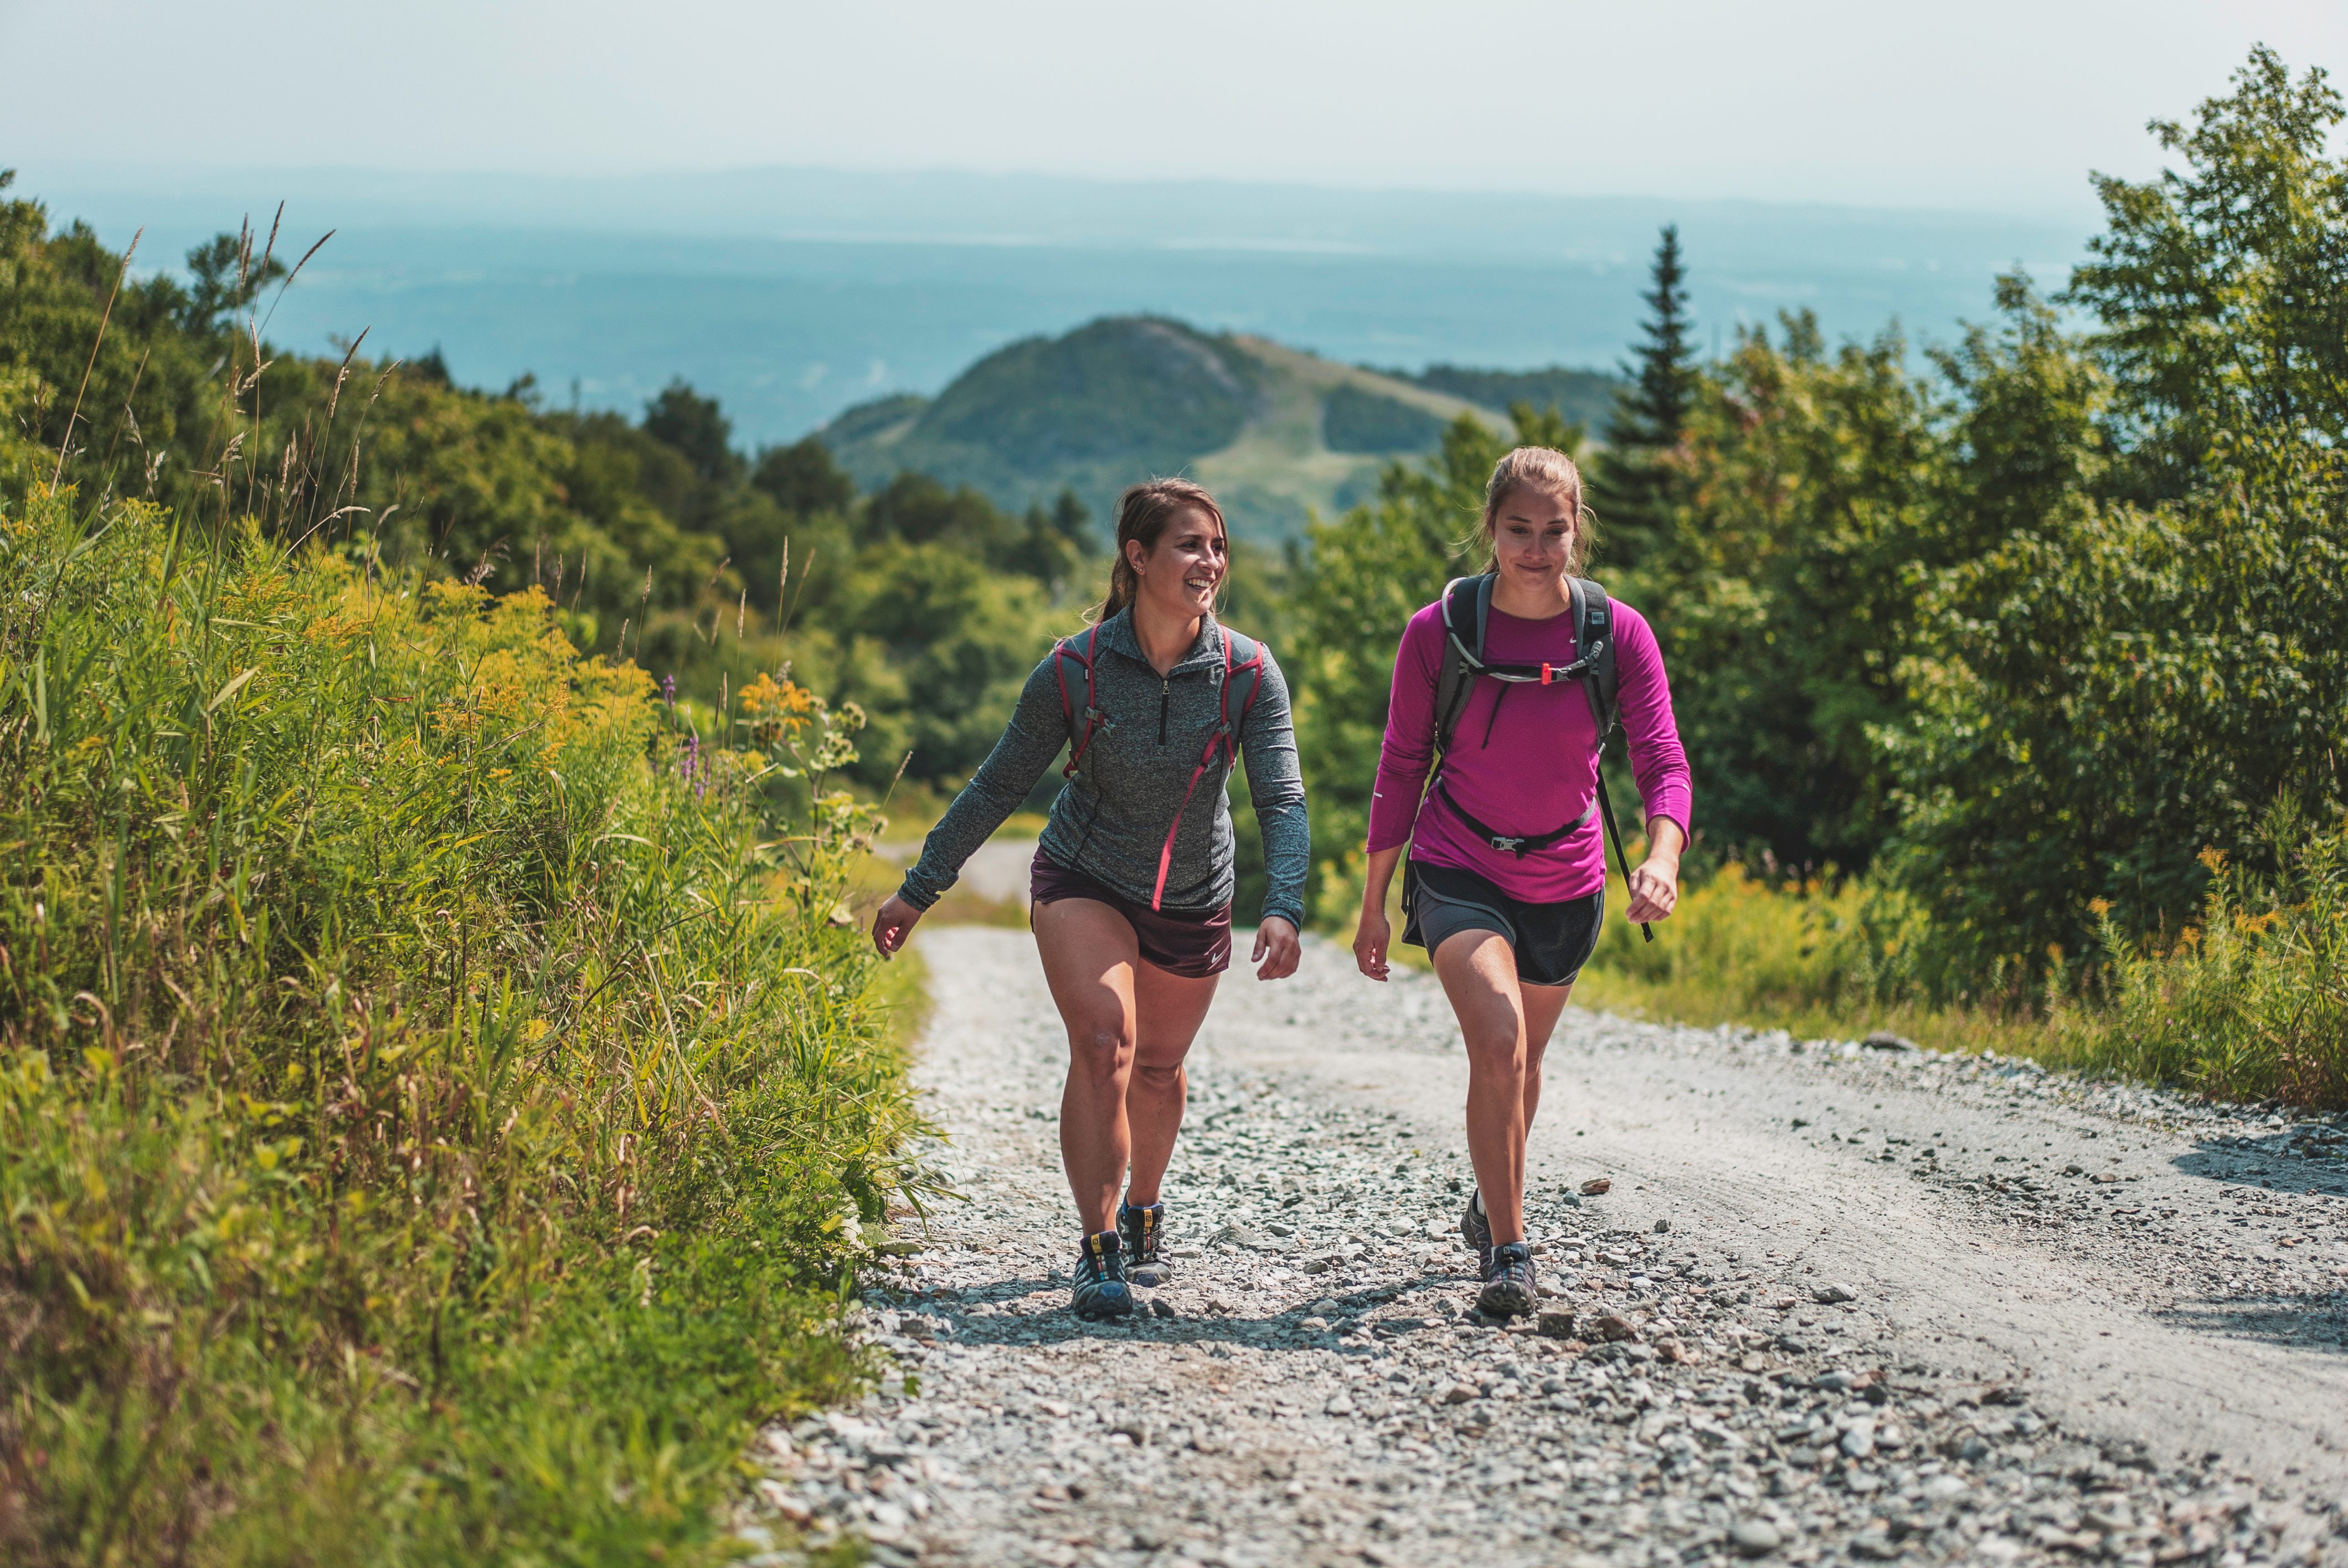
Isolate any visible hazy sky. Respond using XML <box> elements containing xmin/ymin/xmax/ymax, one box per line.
<box><xmin>4</xmin><ymin>0</ymin><xmax>2344</xmax><ymax>213</ymax></box>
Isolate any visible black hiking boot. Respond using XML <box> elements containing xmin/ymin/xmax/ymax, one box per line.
<box><xmin>1072</xmin><ymin>1230</ymin><xmax>1134</xmax><ymax>1320</ymax></box>
<box><xmin>1119</xmin><ymin>1200</ymin><xmax>1168</xmax><ymax>1287</ymax></box>
<box><xmin>1461</xmin><ymin>1190</ymin><xmax>1493</xmax><ymax>1276</ymax></box>
<box><xmin>1477</xmin><ymin>1240</ymin><xmax>1540</xmax><ymax>1319</ymax></box>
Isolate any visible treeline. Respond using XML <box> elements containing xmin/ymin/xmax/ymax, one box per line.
<box><xmin>1293</xmin><ymin>47</ymin><xmax>2347</xmax><ymax>1023</ymax></box>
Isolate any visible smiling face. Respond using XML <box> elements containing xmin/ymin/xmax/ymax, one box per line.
<box><xmin>1486</xmin><ymin>481</ymin><xmax>1579</xmax><ymax>591</ymax></box>
<box><xmin>1126</xmin><ymin>503</ymin><xmax>1228</xmax><ymax>621</ymax></box>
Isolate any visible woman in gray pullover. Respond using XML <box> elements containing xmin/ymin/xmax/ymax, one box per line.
<box><xmin>872</xmin><ymin>479</ymin><xmax>1309</xmax><ymax>1319</ymax></box>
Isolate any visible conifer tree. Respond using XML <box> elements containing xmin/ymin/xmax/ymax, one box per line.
<box><xmin>1599</xmin><ymin>225</ymin><xmax>1696</xmax><ymax>569</ymax></box>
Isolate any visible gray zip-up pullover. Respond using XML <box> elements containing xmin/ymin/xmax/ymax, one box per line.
<box><xmin>897</xmin><ymin>610</ymin><xmax>1309</xmax><ymax>930</ymax></box>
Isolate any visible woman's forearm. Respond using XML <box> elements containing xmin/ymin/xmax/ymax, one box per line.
<box><xmin>1361</xmin><ymin>844</ymin><xmax>1406</xmax><ymax>910</ymax></box>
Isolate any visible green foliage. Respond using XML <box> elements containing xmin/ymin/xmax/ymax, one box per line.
<box><xmin>1886</xmin><ymin>431</ymin><xmax>2348</xmax><ymax>983</ymax></box>
<box><xmin>1642</xmin><ymin>311</ymin><xmax>1937</xmax><ymax>875</ymax></box>
<box><xmin>177</xmin><ymin>225</ymin><xmax>290</xmax><ymax>337</ymax></box>
<box><xmin>754</xmin><ymin>434</ymin><xmax>858</xmax><ymax>518</ymax></box>
<box><xmin>2050</xmin><ymin>817</ymin><xmax>2348</xmax><ymax>1107</ymax></box>
<box><xmin>2066</xmin><ymin>47</ymin><xmax>2348</xmax><ymax>499</ymax></box>
<box><xmin>0</xmin><ymin>484</ymin><xmax>924</xmax><ymax>1562</ymax></box>
<box><xmin>642</xmin><ymin>378</ymin><xmax>745</xmax><ymax>488</ymax></box>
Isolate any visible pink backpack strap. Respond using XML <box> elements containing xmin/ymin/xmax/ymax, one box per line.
<box><xmin>1058</xmin><ymin>623</ymin><xmax>1108</xmax><ymax>780</ymax></box>
<box><xmin>1149</xmin><ymin>625</ymin><xmax>1266</xmax><ymax>911</ymax></box>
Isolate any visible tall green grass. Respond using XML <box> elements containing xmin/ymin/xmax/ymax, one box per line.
<box><xmin>0</xmin><ymin>487</ymin><xmax>927</xmax><ymax>1562</ymax></box>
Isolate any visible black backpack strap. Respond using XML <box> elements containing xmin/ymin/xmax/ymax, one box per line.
<box><xmin>1569</xmin><ymin>578</ymin><xmax>1619</xmax><ymax>740</ymax></box>
<box><xmin>1432</xmin><ymin>574</ymin><xmax>1494</xmax><ymax>760</ymax></box>
<box><xmin>1569</xmin><ymin>577</ymin><xmax>1648</xmax><ymax>942</ymax></box>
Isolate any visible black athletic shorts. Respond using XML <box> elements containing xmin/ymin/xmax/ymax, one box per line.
<box><xmin>1401</xmin><ymin>859</ymin><xmax>1604</xmax><ymax>988</ymax></box>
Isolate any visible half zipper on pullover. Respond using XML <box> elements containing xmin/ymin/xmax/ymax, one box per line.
<box><xmin>1157</xmin><ymin>674</ymin><xmax>1171</xmax><ymax>744</ymax></box>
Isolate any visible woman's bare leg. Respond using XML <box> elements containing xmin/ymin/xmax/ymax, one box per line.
<box><xmin>1123</xmin><ymin>957</ymin><xmax>1219</xmax><ymax>1207</ymax></box>
<box><xmin>1432</xmin><ymin>929</ymin><xmax>1571</xmax><ymax>1249</ymax></box>
<box><xmin>1519</xmin><ymin>979</ymin><xmax>1573</xmax><ymax>1136</ymax></box>
<box><xmin>1032</xmin><ymin>898</ymin><xmax>1217</xmax><ymax>1233</ymax></box>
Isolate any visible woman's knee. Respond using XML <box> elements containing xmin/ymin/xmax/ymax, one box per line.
<box><xmin>1067</xmin><ymin>1018</ymin><xmax>1134</xmax><ymax>1076</ymax></box>
<box><xmin>1131</xmin><ymin>1055</ymin><xmax>1185</xmax><ymax>1093</ymax></box>
<box><xmin>1462</xmin><ymin>1028</ymin><xmax>1528</xmax><ymax>1077</ymax></box>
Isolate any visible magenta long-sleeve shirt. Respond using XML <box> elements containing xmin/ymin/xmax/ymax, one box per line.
<box><xmin>1367</xmin><ymin>595</ymin><xmax>1693</xmax><ymax>902</ymax></box>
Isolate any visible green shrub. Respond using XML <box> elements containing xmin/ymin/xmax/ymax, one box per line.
<box><xmin>0</xmin><ymin>486</ymin><xmax>925</xmax><ymax>1563</ymax></box>
<box><xmin>2047</xmin><ymin>818</ymin><xmax>2348</xmax><ymax>1107</ymax></box>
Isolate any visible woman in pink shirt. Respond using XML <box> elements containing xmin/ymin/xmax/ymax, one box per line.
<box><xmin>1353</xmin><ymin>446</ymin><xmax>1691</xmax><ymax>1319</ymax></box>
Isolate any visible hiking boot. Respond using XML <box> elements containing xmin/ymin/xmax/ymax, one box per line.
<box><xmin>1461</xmin><ymin>1190</ymin><xmax>1493</xmax><ymax>1276</ymax></box>
<box><xmin>1477</xmin><ymin>1241</ymin><xmax>1540</xmax><ymax>1318</ymax></box>
<box><xmin>1072</xmin><ymin>1230</ymin><xmax>1134</xmax><ymax>1319</ymax></box>
<box><xmin>1119</xmin><ymin>1200</ymin><xmax>1168</xmax><ymax>1286</ymax></box>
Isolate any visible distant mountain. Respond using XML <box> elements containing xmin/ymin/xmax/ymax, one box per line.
<box><xmin>818</xmin><ymin>316</ymin><xmax>1619</xmax><ymax>538</ymax></box>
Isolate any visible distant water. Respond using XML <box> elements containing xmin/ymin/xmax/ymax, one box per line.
<box><xmin>28</xmin><ymin>165</ymin><xmax>2093</xmax><ymax>448</ymax></box>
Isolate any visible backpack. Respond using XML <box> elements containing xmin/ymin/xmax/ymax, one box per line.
<box><xmin>1424</xmin><ymin>572</ymin><xmax>1651</xmax><ymax>941</ymax></box>
<box><xmin>1051</xmin><ymin>620</ymin><xmax>1269</xmax><ymax>912</ymax></box>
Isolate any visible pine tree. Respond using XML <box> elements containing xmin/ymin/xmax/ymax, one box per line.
<box><xmin>1599</xmin><ymin>225</ymin><xmax>1696</xmax><ymax>570</ymax></box>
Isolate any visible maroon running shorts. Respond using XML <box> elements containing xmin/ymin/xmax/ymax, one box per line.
<box><xmin>1028</xmin><ymin>847</ymin><xmax>1233</xmax><ymax>978</ymax></box>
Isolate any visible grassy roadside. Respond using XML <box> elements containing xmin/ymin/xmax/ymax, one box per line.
<box><xmin>0</xmin><ymin>488</ymin><xmax>931</xmax><ymax>1563</ymax></box>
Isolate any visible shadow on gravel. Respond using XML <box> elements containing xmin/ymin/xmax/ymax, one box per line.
<box><xmin>2170</xmin><ymin>1131</ymin><xmax>2348</xmax><ymax>1197</ymax></box>
<box><xmin>2153</xmin><ymin>1292</ymin><xmax>2348</xmax><ymax>1352</ymax></box>
<box><xmin>931</xmin><ymin>1281</ymin><xmax>1459</xmax><ymax>1352</ymax></box>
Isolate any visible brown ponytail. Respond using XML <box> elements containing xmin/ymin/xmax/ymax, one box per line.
<box><xmin>1088</xmin><ymin>478</ymin><xmax>1228</xmax><ymax>624</ymax></box>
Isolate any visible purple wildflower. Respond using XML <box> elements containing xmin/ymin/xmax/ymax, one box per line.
<box><xmin>661</xmin><ymin>673</ymin><xmax>677</xmax><ymax>710</ymax></box>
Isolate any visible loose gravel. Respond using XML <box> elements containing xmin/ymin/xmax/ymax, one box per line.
<box><xmin>740</xmin><ymin>927</ymin><xmax>2348</xmax><ymax>1568</ymax></box>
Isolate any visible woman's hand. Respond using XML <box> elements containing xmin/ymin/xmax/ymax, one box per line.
<box><xmin>872</xmin><ymin>893</ymin><xmax>924</xmax><ymax>957</ymax></box>
<box><xmin>1353</xmin><ymin>906</ymin><xmax>1391</xmax><ymax>981</ymax></box>
<box><xmin>1624</xmin><ymin>853</ymin><xmax>1680</xmax><ymax>924</ymax></box>
<box><xmin>1252</xmin><ymin>916</ymin><xmax>1301</xmax><ymax>981</ymax></box>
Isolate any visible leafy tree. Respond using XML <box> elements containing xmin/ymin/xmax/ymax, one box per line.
<box><xmin>1877</xmin><ymin>48</ymin><xmax>2348</xmax><ymax>989</ymax></box>
<box><xmin>1654</xmin><ymin>312</ymin><xmax>1936</xmax><ymax>875</ymax></box>
<box><xmin>2066</xmin><ymin>47</ymin><xmax>2348</xmax><ymax>500</ymax></box>
<box><xmin>1886</xmin><ymin>432</ymin><xmax>2348</xmax><ymax>987</ymax></box>
<box><xmin>1928</xmin><ymin>274</ymin><xmax>2113</xmax><ymax>560</ymax></box>
<box><xmin>1599</xmin><ymin>225</ymin><xmax>1697</xmax><ymax>569</ymax></box>
<box><xmin>643</xmin><ymin>378</ymin><xmax>743</xmax><ymax>488</ymax></box>
<box><xmin>1050</xmin><ymin>486</ymin><xmax>1098</xmax><ymax>553</ymax></box>
<box><xmin>865</xmin><ymin>470</ymin><xmax>1019</xmax><ymax>555</ymax></box>
<box><xmin>753</xmin><ymin>434</ymin><xmax>857</xmax><ymax>516</ymax></box>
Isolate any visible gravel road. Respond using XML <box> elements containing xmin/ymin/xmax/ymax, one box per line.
<box><xmin>747</xmin><ymin>925</ymin><xmax>2348</xmax><ymax>1568</ymax></box>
